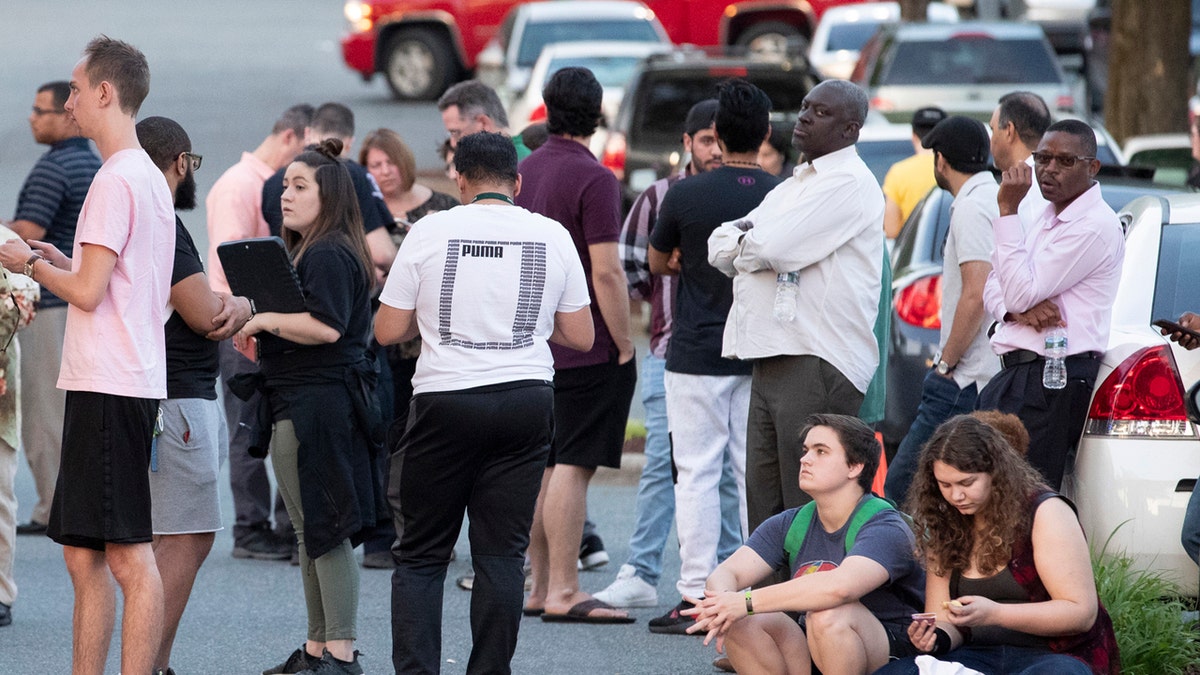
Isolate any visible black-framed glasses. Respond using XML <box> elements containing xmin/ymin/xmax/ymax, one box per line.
<box><xmin>1031</xmin><ymin>152</ymin><xmax>1094</xmax><ymax>169</ymax></box>
<box><xmin>181</xmin><ymin>152</ymin><xmax>202</xmax><ymax>172</ymax></box>
<box><xmin>31</xmin><ymin>106</ymin><xmax>65</xmax><ymax>116</ymax></box>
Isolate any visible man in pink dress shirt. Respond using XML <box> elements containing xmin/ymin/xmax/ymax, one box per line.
<box><xmin>979</xmin><ymin>118</ymin><xmax>1124</xmax><ymax>490</ymax></box>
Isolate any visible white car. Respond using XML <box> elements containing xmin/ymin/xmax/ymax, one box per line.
<box><xmin>1122</xmin><ymin>133</ymin><xmax>1192</xmax><ymax>187</ymax></box>
<box><xmin>1066</xmin><ymin>192</ymin><xmax>1200</xmax><ymax>597</ymax></box>
<box><xmin>477</xmin><ymin>0</ymin><xmax>671</xmax><ymax>101</ymax></box>
<box><xmin>808</xmin><ymin>1</ymin><xmax>959</xmax><ymax>80</ymax></box>
<box><xmin>506</xmin><ymin>40</ymin><xmax>671</xmax><ymax>156</ymax></box>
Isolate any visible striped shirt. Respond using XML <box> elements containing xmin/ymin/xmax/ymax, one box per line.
<box><xmin>13</xmin><ymin>137</ymin><xmax>101</xmax><ymax>308</ymax></box>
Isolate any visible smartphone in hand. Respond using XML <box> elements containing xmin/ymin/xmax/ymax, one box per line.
<box><xmin>1153</xmin><ymin>319</ymin><xmax>1200</xmax><ymax>343</ymax></box>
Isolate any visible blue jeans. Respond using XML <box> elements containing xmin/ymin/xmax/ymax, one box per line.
<box><xmin>625</xmin><ymin>355</ymin><xmax>741</xmax><ymax>587</ymax></box>
<box><xmin>884</xmin><ymin>370</ymin><xmax>978</xmax><ymax>504</ymax></box>
<box><xmin>1182</xmin><ymin>476</ymin><xmax>1200</xmax><ymax>563</ymax></box>
<box><xmin>875</xmin><ymin>645</ymin><xmax>1092</xmax><ymax>675</ymax></box>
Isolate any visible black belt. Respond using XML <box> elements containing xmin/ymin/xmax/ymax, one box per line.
<box><xmin>999</xmin><ymin>349</ymin><xmax>1101</xmax><ymax>370</ymax></box>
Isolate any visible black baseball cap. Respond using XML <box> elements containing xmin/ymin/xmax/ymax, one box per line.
<box><xmin>684</xmin><ymin>99</ymin><xmax>719</xmax><ymax>135</ymax></box>
<box><xmin>921</xmin><ymin>115</ymin><xmax>990</xmax><ymax>171</ymax></box>
<box><xmin>911</xmin><ymin>106</ymin><xmax>947</xmax><ymax>138</ymax></box>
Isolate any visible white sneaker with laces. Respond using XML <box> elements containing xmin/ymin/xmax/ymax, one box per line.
<box><xmin>593</xmin><ymin>564</ymin><xmax>658</xmax><ymax>608</ymax></box>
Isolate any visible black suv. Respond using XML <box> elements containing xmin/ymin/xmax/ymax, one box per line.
<box><xmin>603</xmin><ymin>47</ymin><xmax>820</xmax><ymax>208</ymax></box>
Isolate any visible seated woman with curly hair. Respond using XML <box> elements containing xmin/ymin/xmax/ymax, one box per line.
<box><xmin>874</xmin><ymin>414</ymin><xmax>1119</xmax><ymax>675</ymax></box>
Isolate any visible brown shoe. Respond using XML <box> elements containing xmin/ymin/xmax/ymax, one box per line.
<box><xmin>712</xmin><ymin>655</ymin><xmax>735</xmax><ymax>672</ymax></box>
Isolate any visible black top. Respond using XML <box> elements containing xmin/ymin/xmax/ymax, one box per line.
<box><xmin>165</xmin><ymin>216</ymin><xmax>219</xmax><ymax>400</ymax></box>
<box><xmin>650</xmin><ymin>166</ymin><xmax>781</xmax><ymax>375</ymax></box>
<box><xmin>261</xmin><ymin>159</ymin><xmax>390</xmax><ymax>237</ymax></box>
<box><xmin>257</xmin><ymin>237</ymin><xmax>373</xmax><ymax>383</ymax></box>
<box><xmin>404</xmin><ymin>190</ymin><xmax>459</xmax><ymax>225</ymax></box>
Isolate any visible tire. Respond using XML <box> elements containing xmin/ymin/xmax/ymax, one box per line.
<box><xmin>735</xmin><ymin>21</ymin><xmax>808</xmax><ymax>59</ymax></box>
<box><xmin>383</xmin><ymin>28</ymin><xmax>455</xmax><ymax>101</ymax></box>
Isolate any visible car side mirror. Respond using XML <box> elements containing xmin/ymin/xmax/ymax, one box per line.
<box><xmin>1186</xmin><ymin>380</ymin><xmax>1200</xmax><ymax>425</ymax></box>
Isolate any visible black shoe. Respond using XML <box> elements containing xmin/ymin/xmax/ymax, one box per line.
<box><xmin>233</xmin><ymin>525</ymin><xmax>291</xmax><ymax>561</ymax></box>
<box><xmin>154</xmin><ymin>669</ymin><xmax>177</xmax><ymax>675</ymax></box>
<box><xmin>648</xmin><ymin>600</ymin><xmax>700</xmax><ymax>635</ymax></box>
<box><xmin>297</xmin><ymin>650</ymin><xmax>364</xmax><ymax>674</ymax></box>
<box><xmin>579</xmin><ymin>532</ymin><xmax>609</xmax><ymax>570</ymax></box>
<box><xmin>262</xmin><ymin>646</ymin><xmax>322</xmax><ymax>674</ymax></box>
<box><xmin>15</xmin><ymin>521</ymin><xmax>46</xmax><ymax>535</ymax></box>
<box><xmin>0</xmin><ymin>602</ymin><xmax>11</xmax><ymax>627</ymax></box>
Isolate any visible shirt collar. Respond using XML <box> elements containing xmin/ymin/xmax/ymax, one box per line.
<box><xmin>51</xmin><ymin>136</ymin><xmax>91</xmax><ymax>151</ymax></box>
<box><xmin>959</xmin><ymin>170</ymin><xmax>997</xmax><ymax>197</ymax></box>
<box><xmin>795</xmin><ymin>144</ymin><xmax>859</xmax><ymax>177</ymax></box>
<box><xmin>1052</xmin><ymin>182</ymin><xmax>1103</xmax><ymax>225</ymax></box>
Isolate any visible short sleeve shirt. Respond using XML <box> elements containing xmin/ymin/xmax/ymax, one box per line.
<box><xmin>380</xmin><ymin>203</ymin><xmax>590</xmax><ymax>394</ymax></box>
<box><xmin>941</xmin><ymin>171</ymin><xmax>1000</xmax><ymax>390</ymax></box>
<box><xmin>746</xmin><ymin>499</ymin><xmax>925</xmax><ymax>624</ymax></box>
<box><xmin>57</xmin><ymin>149</ymin><xmax>175</xmax><ymax>399</ymax></box>
<box><xmin>165</xmin><ymin>216</ymin><xmax>218</xmax><ymax>400</ymax></box>
<box><xmin>516</xmin><ymin>136</ymin><xmax>622</xmax><ymax>368</ymax></box>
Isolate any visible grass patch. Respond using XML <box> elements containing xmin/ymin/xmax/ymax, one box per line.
<box><xmin>625</xmin><ymin>419</ymin><xmax>646</xmax><ymax>441</ymax></box>
<box><xmin>1093</xmin><ymin>537</ymin><xmax>1200</xmax><ymax>674</ymax></box>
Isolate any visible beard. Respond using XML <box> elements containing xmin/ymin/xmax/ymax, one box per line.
<box><xmin>175</xmin><ymin>168</ymin><xmax>197</xmax><ymax>211</ymax></box>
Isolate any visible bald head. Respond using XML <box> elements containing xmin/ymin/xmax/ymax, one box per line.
<box><xmin>794</xmin><ymin>80</ymin><xmax>868</xmax><ymax>160</ymax></box>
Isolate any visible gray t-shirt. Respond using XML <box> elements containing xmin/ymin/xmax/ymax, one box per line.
<box><xmin>941</xmin><ymin>170</ymin><xmax>1001</xmax><ymax>390</ymax></box>
<box><xmin>745</xmin><ymin>497</ymin><xmax>925</xmax><ymax>624</ymax></box>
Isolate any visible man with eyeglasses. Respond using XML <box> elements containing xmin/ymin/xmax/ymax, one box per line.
<box><xmin>437</xmin><ymin>80</ymin><xmax>531</xmax><ymax>160</ymax></box>
<box><xmin>4</xmin><ymin>81</ymin><xmax>100</xmax><ymax>541</ymax></box>
<box><xmin>978</xmin><ymin>119</ymin><xmax>1124</xmax><ymax>490</ymax></box>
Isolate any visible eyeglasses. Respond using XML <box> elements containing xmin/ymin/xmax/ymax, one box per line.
<box><xmin>1031</xmin><ymin>152</ymin><xmax>1094</xmax><ymax>169</ymax></box>
<box><xmin>181</xmin><ymin>152</ymin><xmax>202</xmax><ymax>172</ymax></box>
<box><xmin>31</xmin><ymin>106</ymin><xmax>65</xmax><ymax>116</ymax></box>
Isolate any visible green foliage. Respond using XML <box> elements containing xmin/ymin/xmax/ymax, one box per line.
<box><xmin>1092</xmin><ymin>541</ymin><xmax>1200</xmax><ymax>675</ymax></box>
<box><xmin>625</xmin><ymin>419</ymin><xmax>646</xmax><ymax>441</ymax></box>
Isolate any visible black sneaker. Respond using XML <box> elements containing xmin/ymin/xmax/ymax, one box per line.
<box><xmin>154</xmin><ymin>669</ymin><xmax>177</xmax><ymax>675</ymax></box>
<box><xmin>15</xmin><ymin>521</ymin><xmax>46</xmax><ymax>535</ymax></box>
<box><xmin>648</xmin><ymin>600</ymin><xmax>699</xmax><ymax>635</ymax></box>
<box><xmin>262</xmin><ymin>647</ymin><xmax>322</xmax><ymax>674</ymax></box>
<box><xmin>579</xmin><ymin>532</ymin><xmax>609</xmax><ymax>570</ymax></box>
<box><xmin>0</xmin><ymin>601</ymin><xmax>11</xmax><ymax>627</ymax></box>
<box><xmin>297</xmin><ymin>650</ymin><xmax>364</xmax><ymax>675</ymax></box>
<box><xmin>234</xmin><ymin>525</ymin><xmax>291</xmax><ymax>561</ymax></box>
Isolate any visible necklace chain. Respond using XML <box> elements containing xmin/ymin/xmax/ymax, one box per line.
<box><xmin>725</xmin><ymin>160</ymin><xmax>761</xmax><ymax>168</ymax></box>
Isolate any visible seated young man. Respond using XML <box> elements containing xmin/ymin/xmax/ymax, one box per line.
<box><xmin>684</xmin><ymin>413</ymin><xmax>924</xmax><ymax>675</ymax></box>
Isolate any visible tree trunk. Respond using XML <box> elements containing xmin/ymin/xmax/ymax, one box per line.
<box><xmin>1104</xmin><ymin>0</ymin><xmax>1190</xmax><ymax>144</ymax></box>
<box><xmin>898</xmin><ymin>0</ymin><xmax>930</xmax><ymax>21</ymax></box>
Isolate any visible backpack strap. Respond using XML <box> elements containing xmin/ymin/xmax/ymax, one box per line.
<box><xmin>784</xmin><ymin>502</ymin><xmax>817</xmax><ymax>570</ymax></box>
<box><xmin>844</xmin><ymin>496</ymin><xmax>895</xmax><ymax>553</ymax></box>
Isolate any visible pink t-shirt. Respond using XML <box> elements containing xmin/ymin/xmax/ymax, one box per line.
<box><xmin>57</xmin><ymin>148</ymin><xmax>175</xmax><ymax>399</ymax></box>
<box><xmin>204</xmin><ymin>151</ymin><xmax>274</xmax><ymax>293</ymax></box>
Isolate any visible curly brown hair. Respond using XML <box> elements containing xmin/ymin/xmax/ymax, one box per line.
<box><xmin>905</xmin><ymin>414</ymin><xmax>1046</xmax><ymax>576</ymax></box>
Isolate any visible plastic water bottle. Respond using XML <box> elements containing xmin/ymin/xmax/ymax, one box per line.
<box><xmin>773</xmin><ymin>272</ymin><xmax>799</xmax><ymax>322</ymax></box>
<box><xmin>1043</xmin><ymin>327</ymin><xmax>1068</xmax><ymax>390</ymax></box>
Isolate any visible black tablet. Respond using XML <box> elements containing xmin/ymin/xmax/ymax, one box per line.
<box><xmin>216</xmin><ymin>237</ymin><xmax>306</xmax><ymax>314</ymax></box>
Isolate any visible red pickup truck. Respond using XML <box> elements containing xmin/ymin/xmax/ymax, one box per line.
<box><xmin>341</xmin><ymin>0</ymin><xmax>860</xmax><ymax>100</ymax></box>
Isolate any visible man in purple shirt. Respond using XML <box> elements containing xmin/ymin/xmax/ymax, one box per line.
<box><xmin>979</xmin><ymin>119</ymin><xmax>1124</xmax><ymax>489</ymax></box>
<box><xmin>518</xmin><ymin>67</ymin><xmax>638</xmax><ymax>623</ymax></box>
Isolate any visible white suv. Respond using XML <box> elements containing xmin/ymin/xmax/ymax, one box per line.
<box><xmin>1066</xmin><ymin>193</ymin><xmax>1200</xmax><ymax>597</ymax></box>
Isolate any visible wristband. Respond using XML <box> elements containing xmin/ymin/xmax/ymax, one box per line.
<box><xmin>744</xmin><ymin>590</ymin><xmax>754</xmax><ymax>615</ymax></box>
<box><xmin>931</xmin><ymin>627</ymin><xmax>952</xmax><ymax>656</ymax></box>
<box><xmin>248</xmin><ymin>297</ymin><xmax>257</xmax><ymax>319</ymax></box>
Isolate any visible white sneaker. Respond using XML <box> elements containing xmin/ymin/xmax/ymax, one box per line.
<box><xmin>593</xmin><ymin>564</ymin><xmax>658</xmax><ymax>608</ymax></box>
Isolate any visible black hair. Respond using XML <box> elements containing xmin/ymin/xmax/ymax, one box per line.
<box><xmin>455</xmin><ymin>132</ymin><xmax>518</xmax><ymax>186</ymax></box>
<box><xmin>998</xmin><ymin>91</ymin><xmax>1051</xmax><ymax>151</ymax></box>
<box><xmin>135</xmin><ymin>116</ymin><xmax>190</xmax><ymax>171</ymax></box>
<box><xmin>715</xmin><ymin>79</ymin><xmax>772</xmax><ymax>154</ymax></box>
<box><xmin>766</xmin><ymin>123</ymin><xmax>793</xmax><ymax>160</ymax></box>
<box><xmin>799</xmin><ymin>413</ymin><xmax>880</xmax><ymax>493</ymax></box>
<box><xmin>520</xmin><ymin>122</ymin><xmax>549</xmax><ymax>151</ymax></box>
<box><xmin>310</xmin><ymin>102</ymin><xmax>354</xmax><ymax>138</ymax></box>
<box><xmin>1044</xmin><ymin>118</ymin><xmax>1098</xmax><ymax>158</ymax></box>
<box><xmin>543</xmin><ymin>67</ymin><xmax>603</xmax><ymax>138</ymax></box>
<box><xmin>38</xmin><ymin>81</ymin><xmax>71</xmax><ymax>109</ymax></box>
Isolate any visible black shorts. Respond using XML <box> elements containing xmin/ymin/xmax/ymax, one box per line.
<box><xmin>798</xmin><ymin>616</ymin><xmax>919</xmax><ymax>661</ymax></box>
<box><xmin>549</xmin><ymin>357</ymin><xmax>637</xmax><ymax>469</ymax></box>
<box><xmin>47</xmin><ymin>391</ymin><xmax>158</xmax><ymax>551</ymax></box>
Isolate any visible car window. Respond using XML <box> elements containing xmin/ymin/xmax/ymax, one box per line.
<box><xmin>1128</xmin><ymin>148</ymin><xmax>1193</xmax><ymax>186</ymax></box>
<box><xmin>518</xmin><ymin>21</ymin><xmax>662</xmax><ymax>67</ymax></box>
<box><xmin>826</xmin><ymin>23</ymin><xmax>883</xmax><ymax>52</ymax></box>
<box><xmin>630</xmin><ymin>70</ymin><xmax>810</xmax><ymax>146</ymax></box>
<box><xmin>544</xmin><ymin>55</ymin><xmax>646</xmax><ymax>89</ymax></box>
<box><xmin>880</xmin><ymin>37</ymin><xmax>1060</xmax><ymax>86</ymax></box>
<box><xmin>1151</xmin><ymin>223</ymin><xmax>1200</xmax><ymax>322</ymax></box>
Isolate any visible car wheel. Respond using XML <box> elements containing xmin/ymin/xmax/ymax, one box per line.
<box><xmin>384</xmin><ymin>28</ymin><xmax>455</xmax><ymax>101</ymax></box>
<box><xmin>736</xmin><ymin>21</ymin><xmax>808</xmax><ymax>59</ymax></box>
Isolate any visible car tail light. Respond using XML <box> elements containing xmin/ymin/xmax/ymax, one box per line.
<box><xmin>529</xmin><ymin>102</ymin><xmax>547</xmax><ymax>124</ymax></box>
<box><xmin>870</xmin><ymin>96</ymin><xmax>894</xmax><ymax>112</ymax></box>
<box><xmin>894</xmin><ymin>274</ymin><xmax>941</xmax><ymax>329</ymax></box>
<box><xmin>707</xmin><ymin>66</ymin><xmax>748</xmax><ymax>77</ymax></box>
<box><xmin>1085</xmin><ymin>345</ymin><xmax>1193</xmax><ymax>437</ymax></box>
<box><xmin>1055</xmin><ymin>94</ymin><xmax>1075</xmax><ymax>111</ymax></box>
<box><xmin>602</xmin><ymin>132</ymin><xmax>626</xmax><ymax>181</ymax></box>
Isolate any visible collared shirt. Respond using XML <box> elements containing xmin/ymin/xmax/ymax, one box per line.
<box><xmin>204</xmin><ymin>152</ymin><xmax>275</xmax><ymax>293</ymax></box>
<box><xmin>708</xmin><ymin>145</ymin><xmax>884</xmax><ymax>392</ymax></box>
<box><xmin>983</xmin><ymin>182</ymin><xmax>1123</xmax><ymax>356</ymax></box>
<box><xmin>618</xmin><ymin>169</ymin><xmax>686</xmax><ymax>358</ymax></box>
<box><xmin>1018</xmin><ymin>154</ymin><xmax>1051</xmax><ymax>231</ymax></box>
<box><xmin>941</xmin><ymin>171</ymin><xmax>1001</xmax><ymax>390</ymax></box>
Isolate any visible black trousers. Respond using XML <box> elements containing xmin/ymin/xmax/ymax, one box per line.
<box><xmin>976</xmin><ymin>354</ymin><xmax>1100</xmax><ymax>490</ymax></box>
<box><xmin>390</xmin><ymin>380</ymin><xmax>552</xmax><ymax>675</ymax></box>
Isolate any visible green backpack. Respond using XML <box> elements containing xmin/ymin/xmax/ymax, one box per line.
<box><xmin>784</xmin><ymin>496</ymin><xmax>896</xmax><ymax>570</ymax></box>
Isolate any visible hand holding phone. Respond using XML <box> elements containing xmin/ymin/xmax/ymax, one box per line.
<box><xmin>1153</xmin><ymin>318</ymin><xmax>1200</xmax><ymax>348</ymax></box>
<box><xmin>911</xmin><ymin>612</ymin><xmax>937</xmax><ymax>625</ymax></box>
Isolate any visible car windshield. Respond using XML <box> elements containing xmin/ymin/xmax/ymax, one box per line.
<box><xmin>826</xmin><ymin>22</ymin><xmax>883</xmax><ymax>52</ymax></box>
<box><xmin>630</xmin><ymin>70</ymin><xmax>809</xmax><ymax>145</ymax></box>
<box><xmin>518</xmin><ymin>21</ymin><xmax>662</xmax><ymax>67</ymax></box>
<box><xmin>880</xmin><ymin>37</ymin><xmax>1061</xmax><ymax>85</ymax></box>
<box><xmin>1152</xmin><ymin>223</ymin><xmax>1200</xmax><ymax>321</ymax></box>
<box><xmin>543</xmin><ymin>55</ymin><xmax>647</xmax><ymax>89</ymax></box>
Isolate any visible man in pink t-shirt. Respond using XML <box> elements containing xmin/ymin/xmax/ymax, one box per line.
<box><xmin>0</xmin><ymin>37</ymin><xmax>175</xmax><ymax>675</ymax></box>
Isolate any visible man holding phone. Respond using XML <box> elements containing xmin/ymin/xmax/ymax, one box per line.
<box><xmin>1163</xmin><ymin>313</ymin><xmax>1200</xmax><ymax>566</ymax></box>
